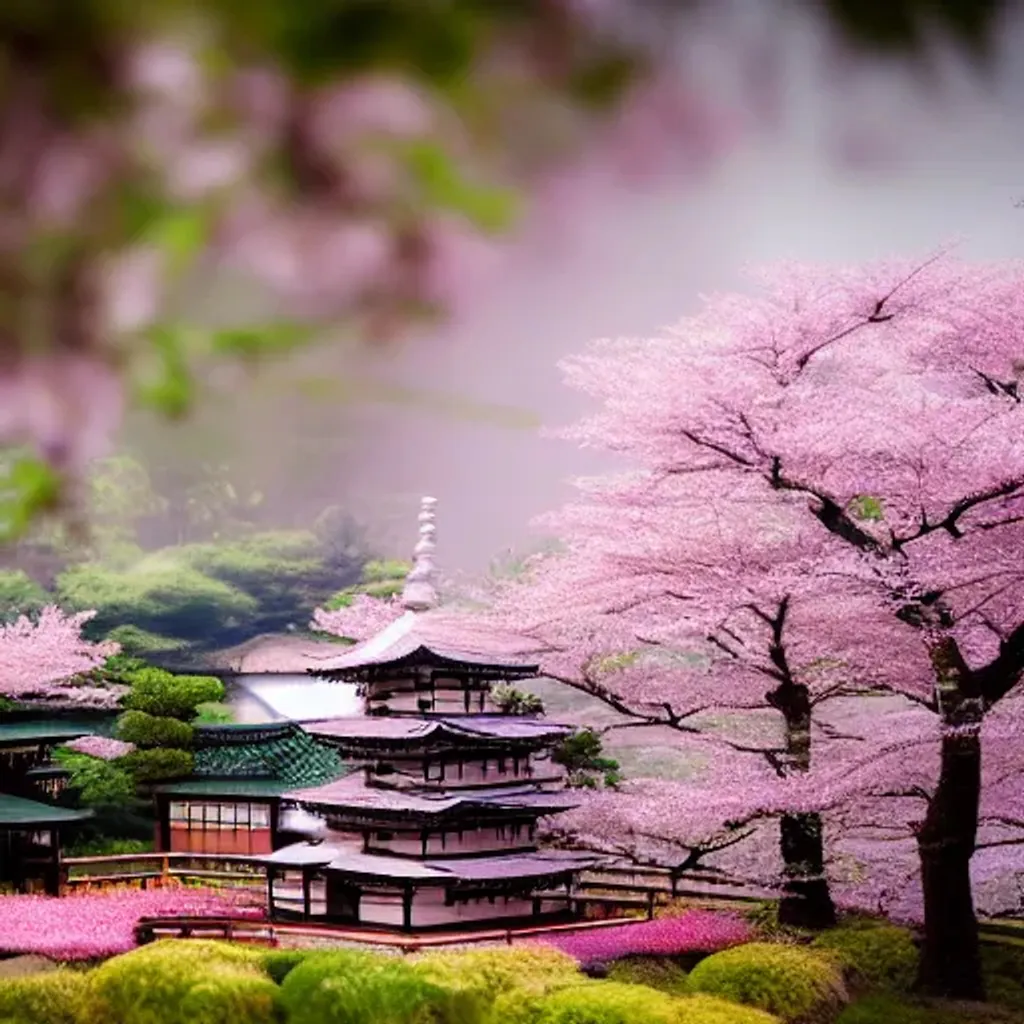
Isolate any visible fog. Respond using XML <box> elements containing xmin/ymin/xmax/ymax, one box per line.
<box><xmin>134</xmin><ymin>10</ymin><xmax>1024</xmax><ymax>576</ymax></box>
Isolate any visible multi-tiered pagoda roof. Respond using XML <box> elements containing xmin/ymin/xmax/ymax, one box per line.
<box><xmin>263</xmin><ymin>497</ymin><xmax>598</xmax><ymax>930</ymax></box>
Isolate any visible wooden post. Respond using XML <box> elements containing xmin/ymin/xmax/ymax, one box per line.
<box><xmin>646</xmin><ymin>890</ymin><xmax>655</xmax><ymax>920</ymax></box>
<box><xmin>402</xmin><ymin>884</ymin><xmax>413</xmax><ymax>931</ymax></box>
<box><xmin>302</xmin><ymin>870</ymin><xmax>311</xmax><ymax>921</ymax></box>
<box><xmin>266</xmin><ymin>867</ymin><xmax>277</xmax><ymax>920</ymax></box>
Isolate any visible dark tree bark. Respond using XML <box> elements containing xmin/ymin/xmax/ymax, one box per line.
<box><xmin>765</xmin><ymin>611</ymin><xmax>838</xmax><ymax>931</ymax></box>
<box><xmin>778</xmin><ymin>811</ymin><xmax>836</xmax><ymax>929</ymax></box>
<box><xmin>915</xmin><ymin>727</ymin><xmax>984</xmax><ymax>998</ymax></box>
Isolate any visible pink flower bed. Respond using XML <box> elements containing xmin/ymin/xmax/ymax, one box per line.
<box><xmin>0</xmin><ymin>886</ymin><xmax>265</xmax><ymax>961</ymax></box>
<box><xmin>533</xmin><ymin>910</ymin><xmax>752</xmax><ymax>963</ymax></box>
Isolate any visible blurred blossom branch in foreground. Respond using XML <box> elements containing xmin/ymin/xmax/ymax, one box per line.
<box><xmin>0</xmin><ymin>0</ymin><xmax>1011</xmax><ymax>539</ymax></box>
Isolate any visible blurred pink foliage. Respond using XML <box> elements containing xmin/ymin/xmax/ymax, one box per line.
<box><xmin>532</xmin><ymin>910</ymin><xmax>752</xmax><ymax>962</ymax></box>
<box><xmin>310</xmin><ymin>594</ymin><xmax>404</xmax><ymax>641</ymax></box>
<box><xmin>64</xmin><ymin>735</ymin><xmax>135</xmax><ymax>760</ymax></box>
<box><xmin>0</xmin><ymin>606</ymin><xmax>121</xmax><ymax>706</ymax></box>
<box><xmin>0</xmin><ymin>886</ymin><xmax>264</xmax><ymax>961</ymax></box>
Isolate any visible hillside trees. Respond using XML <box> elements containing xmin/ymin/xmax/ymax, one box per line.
<box><xmin>486</xmin><ymin>255</ymin><xmax>1024</xmax><ymax>1000</ymax></box>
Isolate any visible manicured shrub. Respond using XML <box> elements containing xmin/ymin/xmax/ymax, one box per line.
<box><xmin>116</xmin><ymin>710</ymin><xmax>194</xmax><ymax>750</ymax></box>
<box><xmin>86</xmin><ymin>939</ymin><xmax>278</xmax><ymax>1024</ymax></box>
<box><xmin>116</xmin><ymin>747</ymin><xmax>194</xmax><ymax>782</ymax></box>
<box><xmin>122</xmin><ymin>669</ymin><xmax>225</xmax><ymax>720</ymax></box>
<box><xmin>0</xmin><ymin>969</ymin><xmax>91</xmax><ymax>1024</ymax></box>
<box><xmin>414</xmin><ymin>946</ymin><xmax>581</xmax><ymax>1002</ymax></box>
<box><xmin>811</xmin><ymin>920</ymin><xmax>918</xmax><ymax>992</ymax></box>
<box><xmin>686</xmin><ymin>943</ymin><xmax>847</xmax><ymax>1022</ymax></box>
<box><xmin>535</xmin><ymin>912</ymin><xmax>752</xmax><ymax>963</ymax></box>
<box><xmin>517</xmin><ymin>982</ymin><xmax>780</xmax><ymax>1024</ymax></box>
<box><xmin>259</xmin><ymin>949</ymin><xmax>310</xmax><ymax>985</ymax></box>
<box><xmin>279</xmin><ymin>949</ymin><xmax>481</xmax><ymax>1024</ymax></box>
<box><xmin>606</xmin><ymin>956</ymin><xmax>689</xmax><ymax>994</ymax></box>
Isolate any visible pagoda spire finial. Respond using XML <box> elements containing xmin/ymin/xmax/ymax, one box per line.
<box><xmin>401</xmin><ymin>496</ymin><xmax>439</xmax><ymax>612</ymax></box>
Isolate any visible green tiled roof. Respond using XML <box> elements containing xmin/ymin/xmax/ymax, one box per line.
<box><xmin>0</xmin><ymin>794</ymin><xmax>91</xmax><ymax>826</ymax></box>
<box><xmin>0</xmin><ymin>721</ymin><xmax>94</xmax><ymax>747</ymax></box>
<box><xmin>192</xmin><ymin>724</ymin><xmax>345</xmax><ymax>789</ymax></box>
<box><xmin>156</xmin><ymin>778</ymin><xmax>297</xmax><ymax>799</ymax></box>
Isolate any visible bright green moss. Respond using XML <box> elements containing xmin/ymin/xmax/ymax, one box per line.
<box><xmin>686</xmin><ymin>943</ymin><xmax>847</xmax><ymax>1022</ymax></box>
<box><xmin>0</xmin><ymin>970</ymin><xmax>92</xmax><ymax>1024</ymax></box>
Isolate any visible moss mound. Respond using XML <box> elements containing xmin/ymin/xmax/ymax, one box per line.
<box><xmin>0</xmin><ymin>969</ymin><xmax>92</xmax><ymax>1024</ymax></box>
<box><xmin>279</xmin><ymin>949</ymin><xmax>481</xmax><ymax>1024</ymax></box>
<box><xmin>606</xmin><ymin>956</ymin><xmax>689</xmax><ymax>995</ymax></box>
<box><xmin>811</xmin><ymin>920</ymin><xmax>918</xmax><ymax>992</ymax></box>
<box><xmin>85</xmin><ymin>939</ymin><xmax>278</xmax><ymax>1024</ymax></box>
<box><xmin>686</xmin><ymin>942</ymin><xmax>847</xmax><ymax>1022</ymax></box>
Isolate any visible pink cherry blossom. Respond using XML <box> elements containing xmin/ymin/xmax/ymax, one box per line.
<box><xmin>0</xmin><ymin>886</ymin><xmax>264</xmax><ymax>961</ymax></box>
<box><xmin>531</xmin><ymin>910</ymin><xmax>752</xmax><ymax>962</ymax></box>
<box><xmin>0</xmin><ymin>606</ymin><xmax>120</xmax><ymax>705</ymax></box>
<box><xmin>64</xmin><ymin>736</ymin><xmax>135</xmax><ymax>760</ymax></box>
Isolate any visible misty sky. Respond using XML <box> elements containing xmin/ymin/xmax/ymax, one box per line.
<box><xmin>148</xmin><ymin>11</ymin><xmax>1024</xmax><ymax>576</ymax></box>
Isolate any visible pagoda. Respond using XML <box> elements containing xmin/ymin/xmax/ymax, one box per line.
<box><xmin>265</xmin><ymin>497</ymin><xmax>596</xmax><ymax>930</ymax></box>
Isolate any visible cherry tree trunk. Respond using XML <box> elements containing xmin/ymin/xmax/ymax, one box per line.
<box><xmin>778</xmin><ymin>811</ymin><xmax>837</xmax><ymax>929</ymax></box>
<box><xmin>771</xmin><ymin>677</ymin><xmax>837</xmax><ymax>930</ymax></box>
<box><xmin>915</xmin><ymin>728</ymin><xmax>984</xmax><ymax>1000</ymax></box>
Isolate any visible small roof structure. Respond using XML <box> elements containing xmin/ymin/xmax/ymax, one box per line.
<box><xmin>0</xmin><ymin>793</ymin><xmax>91</xmax><ymax>828</ymax></box>
<box><xmin>285</xmin><ymin>773</ymin><xmax>579</xmax><ymax>822</ymax></box>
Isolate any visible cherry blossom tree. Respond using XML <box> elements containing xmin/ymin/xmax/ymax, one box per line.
<box><xmin>0</xmin><ymin>605</ymin><xmax>121</xmax><ymax>707</ymax></box>
<box><xmin>486</xmin><ymin>253</ymin><xmax>1024</xmax><ymax>999</ymax></box>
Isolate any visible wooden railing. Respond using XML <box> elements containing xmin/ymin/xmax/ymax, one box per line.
<box><xmin>59</xmin><ymin>852</ymin><xmax>268</xmax><ymax>893</ymax></box>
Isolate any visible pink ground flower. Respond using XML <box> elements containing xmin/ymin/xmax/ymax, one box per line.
<box><xmin>64</xmin><ymin>735</ymin><xmax>135</xmax><ymax>760</ymax></box>
<box><xmin>532</xmin><ymin>910</ymin><xmax>752</xmax><ymax>963</ymax></box>
<box><xmin>0</xmin><ymin>885</ymin><xmax>265</xmax><ymax>961</ymax></box>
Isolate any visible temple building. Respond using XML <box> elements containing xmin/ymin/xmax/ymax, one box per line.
<box><xmin>0</xmin><ymin>718</ymin><xmax>95</xmax><ymax>894</ymax></box>
<box><xmin>264</xmin><ymin>497</ymin><xmax>597</xmax><ymax>930</ymax></box>
<box><xmin>153</xmin><ymin>722</ymin><xmax>347</xmax><ymax>856</ymax></box>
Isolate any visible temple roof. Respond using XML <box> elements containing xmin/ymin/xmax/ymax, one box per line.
<box><xmin>285</xmin><ymin>773</ymin><xmax>579</xmax><ymax>819</ymax></box>
<box><xmin>307</xmin><ymin>611</ymin><xmax>540</xmax><ymax>680</ymax></box>
<box><xmin>0</xmin><ymin>793</ymin><xmax>91</xmax><ymax>827</ymax></box>
<box><xmin>175</xmin><ymin>722</ymin><xmax>349</xmax><ymax>792</ymax></box>
<box><xmin>304</xmin><ymin>715</ymin><xmax>569</xmax><ymax>748</ymax></box>
<box><xmin>265</xmin><ymin>842</ymin><xmax>596</xmax><ymax>884</ymax></box>
<box><xmin>0</xmin><ymin>721</ymin><xmax>95</xmax><ymax>748</ymax></box>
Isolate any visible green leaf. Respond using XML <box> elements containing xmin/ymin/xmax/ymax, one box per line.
<box><xmin>849</xmin><ymin>495</ymin><xmax>885</xmax><ymax>521</ymax></box>
<box><xmin>0</xmin><ymin>455</ymin><xmax>62</xmax><ymax>543</ymax></box>
<box><xmin>148</xmin><ymin>207</ymin><xmax>210</xmax><ymax>277</ymax></box>
<box><xmin>401</xmin><ymin>140</ymin><xmax>518</xmax><ymax>233</ymax></box>
<box><xmin>210</xmin><ymin>321</ymin><xmax>318</xmax><ymax>359</ymax></box>
<box><xmin>136</xmin><ymin>324</ymin><xmax>194</xmax><ymax>418</ymax></box>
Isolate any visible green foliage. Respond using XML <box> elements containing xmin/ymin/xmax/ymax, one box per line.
<box><xmin>65</xmin><ymin>836</ymin><xmax>154</xmax><ymax>857</ymax></box>
<box><xmin>85</xmin><ymin>939</ymin><xmax>278</xmax><ymax>1024</ymax></box>
<box><xmin>811</xmin><ymin>919</ymin><xmax>918</xmax><ymax>992</ymax></box>
<box><xmin>104</xmin><ymin>625</ymin><xmax>188</xmax><ymax>656</ymax></box>
<box><xmin>122</xmin><ymin>669</ymin><xmax>224</xmax><ymax>720</ymax></box>
<box><xmin>414</xmin><ymin>946</ymin><xmax>581</xmax><ymax>1004</ymax></box>
<box><xmin>116</xmin><ymin>747</ymin><xmax>194</xmax><ymax>783</ymax></box>
<box><xmin>981</xmin><ymin>944</ymin><xmax>1024</xmax><ymax>1011</ymax></box>
<box><xmin>0</xmin><ymin>969</ymin><xmax>92</xmax><ymax>1024</ymax></box>
<box><xmin>606</xmin><ymin>957</ymin><xmax>690</xmax><ymax>995</ymax></box>
<box><xmin>324</xmin><ymin>558</ymin><xmax>409</xmax><ymax>609</ymax></box>
<box><xmin>0</xmin><ymin>453</ymin><xmax>62</xmax><ymax>543</ymax></box>
<box><xmin>258</xmin><ymin>949</ymin><xmax>310</xmax><ymax>986</ymax></box>
<box><xmin>516</xmin><ymin>982</ymin><xmax>780</xmax><ymax>1024</ymax></box>
<box><xmin>116</xmin><ymin>710</ymin><xmax>195</xmax><ymax>749</ymax></box>
<box><xmin>835</xmin><ymin>991</ymin><xmax>1017</xmax><ymax>1024</ymax></box>
<box><xmin>492</xmin><ymin>684</ymin><xmax>545</xmax><ymax>716</ymax></box>
<box><xmin>0</xmin><ymin>568</ymin><xmax>50</xmax><ymax>620</ymax></box>
<box><xmin>54</xmin><ymin>750</ymin><xmax>137</xmax><ymax>808</ymax></box>
<box><xmin>553</xmin><ymin>728</ymin><xmax>622</xmax><ymax>789</ymax></box>
<box><xmin>279</xmin><ymin>949</ymin><xmax>480</xmax><ymax>1024</ymax></box>
<box><xmin>686</xmin><ymin>943</ymin><xmax>847</xmax><ymax>1022</ymax></box>
<box><xmin>193</xmin><ymin>701</ymin><xmax>235</xmax><ymax>725</ymax></box>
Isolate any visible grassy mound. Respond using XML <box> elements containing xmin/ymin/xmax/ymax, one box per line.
<box><xmin>811</xmin><ymin>919</ymin><xmax>918</xmax><ymax>992</ymax></box>
<box><xmin>686</xmin><ymin>942</ymin><xmax>847</xmax><ymax>1022</ymax></box>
